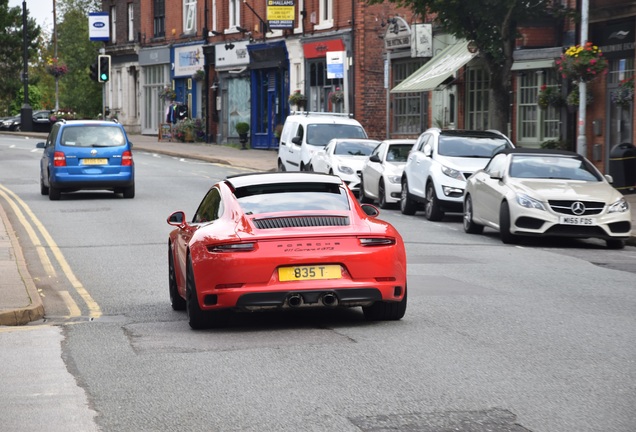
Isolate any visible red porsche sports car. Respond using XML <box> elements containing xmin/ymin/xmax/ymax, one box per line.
<box><xmin>167</xmin><ymin>172</ymin><xmax>407</xmax><ymax>329</ymax></box>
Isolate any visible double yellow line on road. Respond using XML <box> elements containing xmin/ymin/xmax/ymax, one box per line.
<box><xmin>0</xmin><ymin>184</ymin><xmax>102</xmax><ymax>319</ymax></box>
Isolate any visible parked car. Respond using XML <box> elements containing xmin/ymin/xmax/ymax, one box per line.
<box><xmin>0</xmin><ymin>110</ymin><xmax>53</xmax><ymax>132</ymax></box>
<box><xmin>277</xmin><ymin>111</ymin><xmax>368</xmax><ymax>172</ymax></box>
<box><xmin>310</xmin><ymin>138</ymin><xmax>380</xmax><ymax>194</ymax></box>
<box><xmin>401</xmin><ymin>128</ymin><xmax>514</xmax><ymax>220</ymax></box>
<box><xmin>360</xmin><ymin>139</ymin><xmax>416</xmax><ymax>208</ymax></box>
<box><xmin>463</xmin><ymin>148</ymin><xmax>632</xmax><ymax>249</ymax></box>
<box><xmin>36</xmin><ymin>119</ymin><xmax>135</xmax><ymax>200</ymax></box>
<box><xmin>0</xmin><ymin>115</ymin><xmax>21</xmax><ymax>131</ymax></box>
<box><xmin>167</xmin><ymin>172</ymin><xmax>407</xmax><ymax>329</ymax></box>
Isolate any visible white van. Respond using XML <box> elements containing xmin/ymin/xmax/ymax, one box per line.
<box><xmin>277</xmin><ymin>111</ymin><xmax>368</xmax><ymax>172</ymax></box>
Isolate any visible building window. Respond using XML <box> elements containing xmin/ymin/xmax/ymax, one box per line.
<box><xmin>392</xmin><ymin>60</ymin><xmax>426</xmax><ymax>134</ymax></box>
<box><xmin>110</xmin><ymin>6</ymin><xmax>116</xmax><ymax>43</ymax></box>
<box><xmin>184</xmin><ymin>0</ymin><xmax>196</xmax><ymax>34</ymax></box>
<box><xmin>153</xmin><ymin>0</ymin><xmax>165</xmax><ymax>38</ymax></box>
<box><xmin>466</xmin><ymin>67</ymin><xmax>490</xmax><ymax>130</ymax></box>
<box><xmin>517</xmin><ymin>69</ymin><xmax>560</xmax><ymax>147</ymax></box>
<box><xmin>315</xmin><ymin>0</ymin><xmax>333</xmax><ymax>30</ymax></box>
<box><xmin>294</xmin><ymin>0</ymin><xmax>304</xmax><ymax>33</ymax></box>
<box><xmin>229</xmin><ymin>0</ymin><xmax>240</xmax><ymax>29</ymax></box>
<box><xmin>127</xmin><ymin>3</ymin><xmax>134</xmax><ymax>42</ymax></box>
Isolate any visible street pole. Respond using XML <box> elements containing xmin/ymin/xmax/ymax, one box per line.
<box><xmin>576</xmin><ymin>0</ymin><xmax>589</xmax><ymax>157</ymax></box>
<box><xmin>20</xmin><ymin>0</ymin><xmax>33</xmax><ymax>132</ymax></box>
<box><xmin>53</xmin><ymin>0</ymin><xmax>59</xmax><ymax>111</ymax></box>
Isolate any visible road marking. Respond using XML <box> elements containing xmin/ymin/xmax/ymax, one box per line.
<box><xmin>59</xmin><ymin>291</ymin><xmax>82</xmax><ymax>317</ymax></box>
<box><xmin>0</xmin><ymin>184</ymin><xmax>102</xmax><ymax>319</ymax></box>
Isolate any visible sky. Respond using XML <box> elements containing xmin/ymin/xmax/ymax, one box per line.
<box><xmin>9</xmin><ymin>0</ymin><xmax>55</xmax><ymax>32</ymax></box>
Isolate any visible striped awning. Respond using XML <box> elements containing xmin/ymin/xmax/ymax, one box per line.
<box><xmin>391</xmin><ymin>41</ymin><xmax>477</xmax><ymax>93</ymax></box>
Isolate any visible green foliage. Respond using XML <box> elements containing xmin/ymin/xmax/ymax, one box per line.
<box><xmin>0</xmin><ymin>1</ymin><xmax>41</xmax><ymax>115</ymax></box>
<box><xmin>9</xmin><ymin>86</ymin><xmax>44</xmax><ymax>115</ymax></box>
<box><xmin>56</xmin><ymin>3</ymin><xmax>103</xmax><ymax>118</ymax></box>
<box><xmin>540</xmin><ymin>139</ymin><xmax>569</xmax><ymax>150</ymax></box>
<box><xmin>235</xmin><ymin>121</ymin><xmax>250</xmax><ymax>134</ymax></box>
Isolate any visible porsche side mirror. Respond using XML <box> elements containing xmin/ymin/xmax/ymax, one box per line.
<box><xmin>167</xmin><ymin>211</ymin><xmax>186</xmax><ymax>226</ymax></box>
<box><xmin>360</xmin><ymin>203</ymin><xmax>379</xmax><ymax>217</ymax></box>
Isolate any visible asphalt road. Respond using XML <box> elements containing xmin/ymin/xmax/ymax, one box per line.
<box><xmin>1</xmin><ymin>134</ymin><xmax>635</xmax><ymax>432</ymax></box>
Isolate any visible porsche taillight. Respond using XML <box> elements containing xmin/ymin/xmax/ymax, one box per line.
<box><xmin>208</xmin><ymin>242</ymin><xmax>256</xmax><ymax>253</ymax></box>
<box><xmin>359</xmin><ymin>237</ymin><xmax>396</xmax><ymax>246</ymax></box>
<box><xmin>121</xmin><ymin>150</ymin><xmax>133</xmax><ymax>166</ymax></box>
<box><xmin>53</xmin><ymin>151</ymin><xmax>66</xmax><ymax>167</ymax></box>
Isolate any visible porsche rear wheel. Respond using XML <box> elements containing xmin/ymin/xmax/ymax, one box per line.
<box><xmin>169</xmin><ymin>247</ymin><xmax>186</xmax><ymax>311</ymax></box>
<box><xmin>499</xmin><ymin>201</ymin><xmax>520</xmax><ymax>244</ymax></box>
<box><xmin>363</xmin><ymin>286</ymin><xmax>407</xmax><ymax>321</ymax></box>
<box><xmin>186</xmin><ymin>257</ymin><xmax>212</xmax><ymax>329</ymax></box>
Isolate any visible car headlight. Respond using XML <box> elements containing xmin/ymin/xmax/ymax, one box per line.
<box><xmin>608</xmin><ymin>198</ymin><xmax>629</xmax><ymax>213</ymax></box>
<box><xmin>516</xmin><ymin>193</ymin><xmax>546</xmax><ymax>211</ymax></box>
<box><xmin>441</xmin><ymin>165</ymin><xmax>463</xmax><ymax>180</ymax></box>
<box><xmin>338</xmin><ymin>165</ymin><xmax>354</xmax><ymax>175</ymax></box>
<box><xmin>387</xmin><ymin>175</ymin><xmax>401</xmax><ymax>184</ymax></box>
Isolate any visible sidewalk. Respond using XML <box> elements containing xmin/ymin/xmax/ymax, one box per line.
<box><xmin>0</xmin><ymin>132</ymin><xmax>635</xmax><ymax>325</ymax></box>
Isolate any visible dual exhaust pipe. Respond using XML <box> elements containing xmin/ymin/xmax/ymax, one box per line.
<box><xmin>287</xmin><ymin>292</ymin><xmax>338</xmax><ymax>308</ymax></box>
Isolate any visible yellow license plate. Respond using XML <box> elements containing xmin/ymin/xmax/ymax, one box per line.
<box><xmin>278</xmin><ymin>265</ymin><xmax>341</xmax><ymax>281</ymax></box>
<box><xmin>82</xmin><ymin>158</ymin><xmax>108</xmax><ymax>165</ymax></box>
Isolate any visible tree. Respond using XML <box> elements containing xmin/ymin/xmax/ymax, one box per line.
<box><xmin>367</xmin><ymin>0</ymin><xmax>570</xmax><ymax>132</ymax></box>
<box><xmin>55</xmin><ymin>0</ymin><xmax>102</xmax><ymax>117</ymax></box>
<box><xmin>0</xmin><ymin>0</ymin><xmax>41</xmax><ymax>115</ymax></box>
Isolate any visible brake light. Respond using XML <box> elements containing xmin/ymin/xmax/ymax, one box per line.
<box><xmin>359</xmin><ymin>237</ymin><xmax>396</xmax><ymax>246</ymax></box>
<box><xmin>53</xmin><ymin>151</ymin><xmax>66</xmax><ymax>167</ymax></box>
<box><xmin>122</xmin><ymin>150</ymin><xmax>133</xmax><ymax>166</ymax></box>
<box><xmin>207</xmin><ymin>242</ymin><xmax>256</xmax><ymax>253</ymax></box>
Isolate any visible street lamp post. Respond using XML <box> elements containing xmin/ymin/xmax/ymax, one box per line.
<box><xmin>53</xmin><ymin>0</ymin><xmax>59</xmax><ymax>111</ymax></box>
<box><xmin>20</xmin><ymin>0</ymin><xmax>33</xmax><ymax>132</ymax></box>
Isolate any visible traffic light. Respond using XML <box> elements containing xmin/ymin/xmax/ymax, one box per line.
<box><xmin>98</xmin><ymin>54</ymin><xmax>111</xmax><ymax>83</ymax></box>
<box><xmin>89</xmin><ymin>60</ymin><xmax>99</xmax><ymax>82</ymax></box>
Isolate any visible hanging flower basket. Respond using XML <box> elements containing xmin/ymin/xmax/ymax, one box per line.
<box><xmin>611</xmin><ymin>76</ymin><xmax>634</xmax><ymax>108</ymax></box>
<box><xmin>288</xmin><ymin>90</ymin><xmax>307</xmax><ymax>108</ymax></box>
<box><xmin>566</xmin><ymin>86</ymin><xmax>593</xmax><ymax>108</ymax></box>
<box><xmin>192</xmin><ymin>69</ymin><xmax>205</xmax><ymax>82</ymax></box>
<box><xmin>330</xmin><ymin>88</ymin><xmax>344</xmax><ymax>105</ymax></box>
<box><xmin>556</xmin><ymin>42</ymin><xmax>608</xmax><ymax>83</ymax></box>
<box><xmin>46</xmin><ymin>58</ymin><xmax>68</xmax><ymax>78</ymax></box>
<box><xmin>537</xmin><ymin>85</ymin><xmax>564</xmax><ymax>109</ymax></box>
<box><xmin>159</xmin><ymin>86</ymin><xmax>176</xmax><ymax>101</ymax></box>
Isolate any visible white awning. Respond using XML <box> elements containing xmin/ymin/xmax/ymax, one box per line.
<box><xmin>391</xmin><ymin>41</ymin><xmax>477</xmax><ymax>93</ymax></box>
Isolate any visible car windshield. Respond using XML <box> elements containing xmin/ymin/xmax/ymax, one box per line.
<box><xmin>334</xmin><ymin>140</ymin><xmax>377</xmax><ymax>156</ymax></box>
<box><xmin>386</xmin><ymin>144</ymin><xmax>412</xmax><ymax>162</ymax></box>
<box><xmin>234</xmin><ymin>182</ymin><xmax>351</xmax><ymax>215</ymax></box>
<box><xmin>509</xmin><ymin>155</ymin><xmax>602</xmax><ymax>181</ymax></box>
<box><xmin>306</xmin><ymin>124</ymin><xmax>367</xmax><ymax>146</ymax></box>
<box><xmin>60</xmin><ymin>125</ymin><xmax>126</xmax><ymax>148</ymax></box>
<box><xmin>438</xmin><ymin>136</ymin><xmax>512</xmax><ymax>158</ymax></box>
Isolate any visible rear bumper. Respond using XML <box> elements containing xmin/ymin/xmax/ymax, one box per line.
<box><xmin>51</xmin><ymin>172</ymin><xmax>134</xmax><ymax>190</ymax></box>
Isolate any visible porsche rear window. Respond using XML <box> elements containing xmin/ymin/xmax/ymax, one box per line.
<box><xmin>235</xmin><ymin>182</ymin><xmax>350</xmax><ymax>215</ymax></box>
<box><xmin>60</xmin><ymin>126</ymin><xmax>126</xmax><ymax>147</ymax></box>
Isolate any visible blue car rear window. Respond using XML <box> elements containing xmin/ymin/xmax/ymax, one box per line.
<box><xmin>60</xmin><ymin>126</ymin><xmax>126</xmax><ymax>147</ymax></box>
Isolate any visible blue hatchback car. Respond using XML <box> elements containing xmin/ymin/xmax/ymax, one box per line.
<box><xmin>37</xmin><ymin>120</ymin><xmax>135</xmax><ymax>200</ymax></box>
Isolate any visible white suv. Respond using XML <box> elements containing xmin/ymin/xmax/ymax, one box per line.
<box><xmin>401</xmin><ymin>128</ymin><xmax>514</xmax><ymax>220</ymax></box>
<box><xmin>277</xmin><ymin>112</ymin><xmax>368</xmax><ymax>172</ymax></box>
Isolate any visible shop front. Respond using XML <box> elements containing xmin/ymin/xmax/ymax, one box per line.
<box><xmin>171</xmin><ymin>43</ymin><xmax>205</xmax><ymax>121</ymax></box>
<box><xmin>139</xmin><ymin>46</ymin><xmax>170</xmax><ymax>135</ymax></box>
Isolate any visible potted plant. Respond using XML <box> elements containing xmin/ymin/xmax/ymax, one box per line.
<box><xmin>537</xmin><ymin>84</ymin><xmax>564</xmax><ymax>109</ymax></box>
<box><xmin>192</xmin><ymin>69</ymin><xmax>205</xmax><ymax>82</ymax></box>
<box><xmin>235</xmin><ymin>121</ymin><xmax>250</xmax><ymax>149</ymax></box>
<box><xmin>556</xmin><ymin>42</ymin><xmax>608</xmax><ymax>83</ymax></box>
<box><xmin>159</xmin><ymin>86</ymin><xmax>177</xmax><ymax>102</ymax></box>
<box><xmin>288</xmin><ymin>90</ymin><xmax>307</xmax><ymax>109</ymax></box>
<box><xmin>330</xmin><ymin>87</ymin><xmax>344</xmax><ymax>105</ymax></box>
<box><xmin>611</xmin><ymin>76</ymin><xmax>634</xmax><ymax>108</ymax></box>
<box><xmin>566</xmin><ymin>86</ymin><xmax>593</xmax><ymax>109</ymax></box>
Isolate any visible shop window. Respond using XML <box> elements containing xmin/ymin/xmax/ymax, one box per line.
<box><xmin>392</xmin><ymin>60</ymin><xmax>426</xmax><ymax>134</ymax></box>
<box><xmin>517</xmin><ymin>69</ymin><xmax>560</xmax><ymax>147</ymax></box>
<box><xmin>127</xmin><ymin>3</ymin><xmax>134</xmax><ymax>42</ymax></box>
<box><xmin>466</xmin><ymin>67</ymin><xmax>490</xmax><ymax>130</ymax></box>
